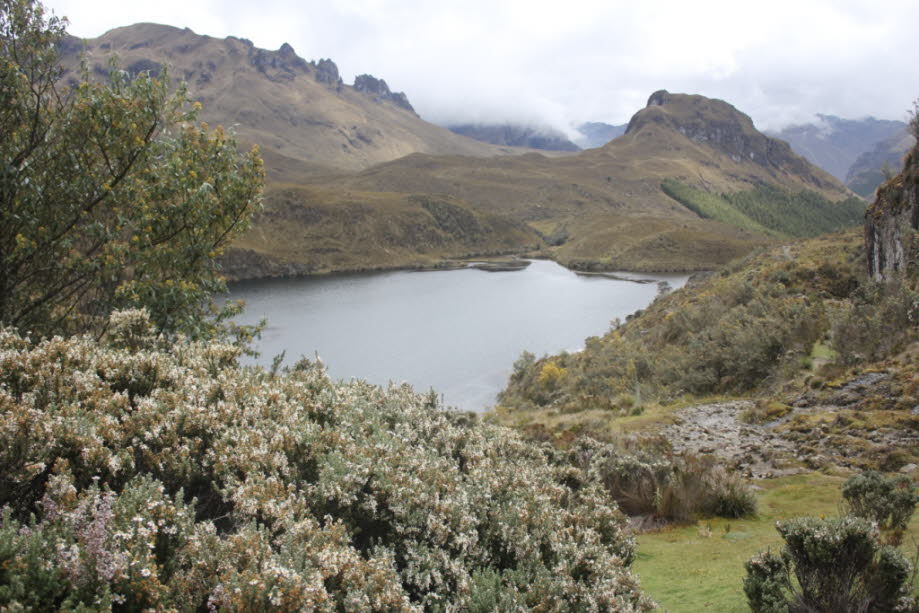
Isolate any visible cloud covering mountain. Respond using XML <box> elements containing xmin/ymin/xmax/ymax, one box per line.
<box><xmin>48</xmin><ymin>0</ymin><xmax>919</xmax><ymax>139</ymax></box>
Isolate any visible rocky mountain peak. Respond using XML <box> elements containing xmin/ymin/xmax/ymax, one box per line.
<box><xmin>624</xmin><ymin>90</ymin><xmax>838</xmax><ymax>190</ymax></box>
<box><xmin>354</xmin><ymin>74</ymin><xmax>415</xmax><ymax>114</ymax></box>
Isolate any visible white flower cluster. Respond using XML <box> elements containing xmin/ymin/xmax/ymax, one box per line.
<box><xmin>0</xmin><ymin>309</ymin><xmax>653</xmax><ymax>611</ymax></box>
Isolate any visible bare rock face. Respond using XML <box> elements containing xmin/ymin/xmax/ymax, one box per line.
<box><xmin>314</xmin><ymin>58</ymin><xmax>342</xmax><ymax>89</ymax></box>
<box><xmin>865</xmin><ymin>141</ymin><xmax>919</xmax><ymax>280</ymax></box>
<box><xmin>353</xmin><ymin>74</ymin><xmax>415</xmax><ymax>113</ymax></box>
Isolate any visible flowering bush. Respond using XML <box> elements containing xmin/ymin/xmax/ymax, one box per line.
<box><xmin>0</xmin><ymin>309</ymin><xmax>653</xmax><ymax>610</ymax></box>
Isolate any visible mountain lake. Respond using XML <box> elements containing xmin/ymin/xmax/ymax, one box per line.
<box><xmin>227</xmin><ymin>260</ymin><xmax>689</xmax><ymax>412</ymax></box>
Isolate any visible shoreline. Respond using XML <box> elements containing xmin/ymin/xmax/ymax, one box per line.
<box><xmin>224</xmin><ymin>250</ymin><xmax>712</xmax><ymax>286</ymax></box>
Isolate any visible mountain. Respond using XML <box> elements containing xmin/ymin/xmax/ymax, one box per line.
<box><xmin>768</xmin><ymin>114</ymin><xmax>906</xmax><ymax>182</ymax></box>
<box><xmin>58</xmin><ymin>23</ymin><xmax>524</xmax><ymax>172</ymax></box>
<box><xmin>446</xmin><ymin>123</ymin><xmax>580</xmax><ymax>151</ymax></box>
<box><xmin>228</xmin><ymin>90</ymin><xmax>860</xmax><ymax>278</ymax></box>
<box><xmin>846</xmin><ymin>128</ymin><xmax>915</xmax><ymax>198</ymax></box>
<box><xmin>577</xmin><ymin>121</ymin><xmax>628</xmax><ymax>148</ymax></box>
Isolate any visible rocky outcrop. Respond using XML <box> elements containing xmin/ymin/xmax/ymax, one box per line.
<box><xmin>865</xmin><ymin>140</ymin><xmax>919</xmax><ymax>280</ymax></box>
<box><xmin>314</xmin><ymin>58</ymin><xmax>342</xmax><ymax>89</ymax></box>
<box><xmin>627</xmin><ymin>90</ymin><xmax>838</xmax><ymax>190</ymax></box>
<box><xmin>353</xmin><ymin>74</ymin><xmax>415</xmax><ymax>113</ymax></box>
<box><xmin>249</xmin><ymin>42</ymin><xmax>310</xmax><ymax>80</ymax></box>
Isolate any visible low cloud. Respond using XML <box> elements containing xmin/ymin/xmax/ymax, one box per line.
<box><xmin>49</xmin><ymin>0</ymin><xmax>919</xmax><ymax>133</ymax></box>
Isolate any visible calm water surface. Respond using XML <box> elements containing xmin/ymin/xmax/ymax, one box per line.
<box><xmin>228</xmin><ymin>260</ymin><xmax>688</xmax><ymax>411</ymax></box>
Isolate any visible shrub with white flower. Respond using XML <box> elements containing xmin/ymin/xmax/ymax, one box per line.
<box><xmin>0</xmin><ymin>309</ymin><xmax>652</xmax><ymax>611</ymax></box>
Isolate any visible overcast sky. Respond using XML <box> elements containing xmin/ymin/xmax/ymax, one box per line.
<box><xmin>45</xmin><ymin>0</ymin><xmax>919</xmax><ymax>137</ymax></box>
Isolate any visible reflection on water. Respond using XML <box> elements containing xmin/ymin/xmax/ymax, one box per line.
<box><xmin>228</xmin><ymin>260</ymin><xmax>688</xmax><ymax>411</ymax></box>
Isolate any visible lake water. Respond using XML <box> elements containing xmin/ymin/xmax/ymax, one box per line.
<box><xmin>227</xmin><ymin>260</ymin><xmax>688</xmax><ymax>411</ymax></box>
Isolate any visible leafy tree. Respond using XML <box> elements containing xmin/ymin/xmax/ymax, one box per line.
<box><xmin>0</xmin><ymin>0</ymin><xmax>263</xmax><ymax>339</ymax></box>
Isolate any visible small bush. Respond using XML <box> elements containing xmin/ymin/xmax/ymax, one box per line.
<box><xmin>842</xmin><ymin>470</ymin><xmax>918</xmax><ymax>537</ymax></box>
<box><xmin>573</xmin><ymin>440</ymin><xmax>757</xmax><ymax>524</ymax></box>
<box><xmin>744</xmin><ymin>516</ymin><xmax>916</xmax><ymax>613</ymax></box>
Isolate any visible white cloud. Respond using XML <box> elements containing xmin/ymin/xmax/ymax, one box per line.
<box><xmin>45</xmin><ymin>0</ymin><xmax>919</xmax><ymax>132</ymax></box>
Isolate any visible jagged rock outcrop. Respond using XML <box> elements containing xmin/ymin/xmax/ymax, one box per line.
<box><xmin>353</xmin><ymin>74</ymin><xmax>415</xmax><ymax>113</ymax></box>
<box><xmin>314</xmin><ymin>58</ymin><xmax>342</xmax><ymax>89</ymax></box>
<box><xmin>627</xmin><ymin>90</ymin><xmax>838</xmax><ymax>190</ymax></box>
<box><xmin>865</xmin><ymin>139</ymin><xmax>919</xmax><ymax>280</ymax></box>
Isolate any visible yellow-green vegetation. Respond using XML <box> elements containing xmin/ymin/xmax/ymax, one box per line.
<box><xmin>634</xmin><ymin>472</ymin><xmax>919</xmax><ymax>612</ymax></box>
<box><xmin>226</xmin><ymin>184</ymin><xmax>540</xmax><ymax>277</ymax></box>
<box><xmin>498</xmin><ymin>228</ymin><xmax>919</xmax><ymax>414</ymax></box>
<box><xmin>498</xmin><ymin>231</ymin><xmax>867</xmax><ymax>413</ymax></box>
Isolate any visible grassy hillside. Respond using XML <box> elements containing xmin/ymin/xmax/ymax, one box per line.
<box><xmin>232</xmin><ymin>92</ymin><xmax>859</xmax><ymax>277</ymax></box>
<box><xmin>64</xmin><ymin>27</ymin><xmax>863</xmax><ymax>277</ymax></box>
<box><xmin>225</xmin><ymin>185</ymin><xmax>540</xmax><ymax>278</ymax></box>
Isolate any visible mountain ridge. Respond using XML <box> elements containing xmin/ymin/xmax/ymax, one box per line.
<box><xmin>59</xmin><ymin>23</ymin><xmax>528</xmax><ymax>171</ymax></box>
<box><xmin>225</xmin><ymin>90</ymin><xmax>859</xmax><ymax>278</ymax></box>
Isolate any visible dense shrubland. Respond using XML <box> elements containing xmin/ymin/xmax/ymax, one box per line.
<box><xmin>498</xmin><ymin>231</ymin><xmax>918</xmax><ymax>414</ymax></box>
<box><xmin>0</xmin><ymin>309</ymin><xmax>653</xmax><ymax>611</ymax></box>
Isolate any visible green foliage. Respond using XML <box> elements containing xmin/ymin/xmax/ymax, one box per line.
<box><xmin>830</xmin><ymin>281</ymin><xmax>919</xmax><ymax>365</ymax></box>
<box><xmin>0</xmin><ymin>0</ymin><xmax>263</xmax><ymax>339</ymax></box>
<box><xmin>744</xmin><ymin>516</ymin><xmax>916</xmax><ymax>612</ymax></box>
<box><xmin>842</xmin><ymin>470</ymin><xmax>918</xmax><ymax>534</ymax></box>
<box><xmin>726</xmin><ymin>187</ymin><xmax>865</xmax><ymax>239</ymax></box>
<box><xmin>0</xmin><ymin>309</ymin><xmax>653</xmax><ymax>611</ymax></box>
<box><xmin>661</xmin><ymin>180</ymin><xmax>865</xmax><ymax>239</ymax></box>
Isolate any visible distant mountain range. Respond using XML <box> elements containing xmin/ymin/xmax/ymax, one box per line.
<box><xmin>442</xmin><ymin>121</ymin><xmax>629</xmax><ymax>151</ymax></box>
<box><xmin>447</xmin><ymin>124</ymin><xmax>580</xmax><ymax>151</ymax></box>
<box><xmin>60</xmin><ymin>24</ymin><xmax>862</xmax><ymax>278</ymax></box>
<box><xmin>768</xmin><ymin>115</ymin><xmax>913</xmax><ymax>197</ymax></box>
<box><xmin>576</xmin><ymin>122</ymin><xmax>628</xmax><ymax>148</ymax></box>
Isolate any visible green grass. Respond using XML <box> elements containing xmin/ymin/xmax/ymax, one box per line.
<box><xmin>633</xmin><ymin>472</ymin><xmax>919</xmax><ymax>612</ymax></box>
